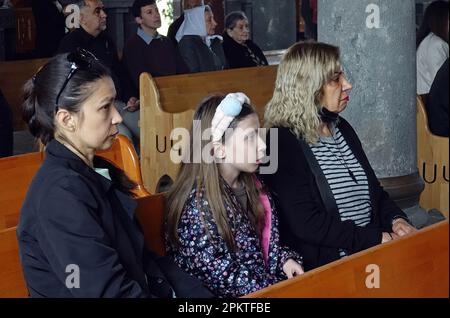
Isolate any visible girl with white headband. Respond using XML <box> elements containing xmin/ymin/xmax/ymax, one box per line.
<box><xmin>165</xmin><ymin>93</ymin><xmax>304</xmax><ymax>297</ymax></box>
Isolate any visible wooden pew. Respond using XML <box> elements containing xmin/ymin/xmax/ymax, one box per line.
<box><xmin>0</xmin><ymin>226</ymin><xmax>28</xmax><ymax>297</ymax></box>
<box><xmin>0</xmin><ymin>58</ymin><xmax>49</xmax><ymax>131</ymax></box>
<box><xmin>0</xmin><ymin>135</ymin><xmax>150</xmax><ymax>230</ymax></box>
<box><xmin>139</xmin><ymin>65</ymin><xmax>278</xmax><ymax>193</ymax></box>
<box><xmin>129</xmin><ymin>193</ymin><xmax>450</xmax><ymax>298</ymax></box>
<box><xmin>2</xmin><ymin>192</ymin><xmax>447</xmax><ymax>298</ymax></box>
<box><xmin>416</xmin><ymin>96</ymin><xmax>449</xmax><ymax>217</ymax></box>
<box><xmin>0</xmin><ymin>151</ymin><xmax>44</xmax><ymax>230</ymax></box>
<box><xmin>96</xmin><ymin>134</ymin><xmax>151</xmax><ymax>198</ymax></box>
<box><xmin>135</xmin><ymin>193</ymin><xmax>166</xmax><ymax>257</ymax></box>
<box><xmin>245</xmin><ymin>220</ymin><xmax>449</xmax><ymax>298</ymax></box>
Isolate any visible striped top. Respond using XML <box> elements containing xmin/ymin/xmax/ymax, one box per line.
<box><xmin>310</xmin><ymin>125</ymin><xmax>372</xmax><ymax>257</ymax></box>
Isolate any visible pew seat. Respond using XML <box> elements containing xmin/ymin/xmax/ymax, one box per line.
<box><xmin>129</xmin><ymin>193</ymin><xmax>450</xmax><ymax>298</ymax></box>
<box><xmin>246</xmin><ymin>220</ymin><xmax>449</xmax><ymax>298</ymax></box>
<box><xmin>139</xmin><ymin>65</ymin><xmax>278</xmax><ymax>193</ymax></box>
<box><xmin>0</xmin><ymin>135</ymin><xmax>150</xmax><ymax>230</ymax></box>
<box><xmin>0</xmin><ymin>226</ymin><xmax>28</xmax><ymax>297</ymax></box>
<box><xmin>1</xmin><ymin>192</ymin><xmax>447</xmax><ymax>298</ymax></box>
<box><xmin>416</xmin><ymin>96</ymin><xmax>449</xmax><ymax>217</ymax></box>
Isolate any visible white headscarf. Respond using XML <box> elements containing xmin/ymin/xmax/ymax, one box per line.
<box><xmin>175</xmin><ymin>5</ymin><xmax>209</xmax><ymax>42</ymax></box>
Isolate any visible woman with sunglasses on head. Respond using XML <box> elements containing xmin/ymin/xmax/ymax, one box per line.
<box><xmin>18</xmin><ymin>49</ymin><xmax>213</xmax><ymax>298</ymax></box>
<box><xmin>261</xmin><ymin>42</ymin><xmax>417</xmax><ymax>271</ymax></box>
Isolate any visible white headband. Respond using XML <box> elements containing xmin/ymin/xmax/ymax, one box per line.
<box><xmin>211</xmin><ymin>93</ymin><xmax>251</xmax><ymax>142</ymax></box>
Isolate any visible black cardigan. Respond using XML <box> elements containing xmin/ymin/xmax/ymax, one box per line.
<box><xmin>222</xmin><ymin>32</ymin><xmax>268</xmax><ymax>69</ymax></box>
<box><xmin>260</xmin><ymin>118</ymin><xmax>408</xmax><ymax>271</ymax></box>
<box><xmin>18</xmin><ymin>140</ymin><xmax>212</xmax><ymax>297</ymax></box>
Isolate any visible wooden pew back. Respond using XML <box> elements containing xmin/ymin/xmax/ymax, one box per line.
<box><xmin>0</xmin><ymin>135</ymin><xmax>150</xmax><ymax>230</ymax></box>
<box><xmin>0</xmin><ymin>151</ymin><xmax>44</xmax><ymax>230</ymax></box>
<box><xmin>139</xmin><ymin>65</ymin><xmax>278</xmax><ymax>192</ymax></box>
<box><xmin>3</xmin><ymin>208</ymin><xmax>447</xmax><ymax>298</ymax></box>
<box><xmin>133</xmin><ymin>194</ymin><xmax>450</xmax><ymax>298</ymax></box>
<box><xmin>0</xmin><ymin>226</ymin><xmax>28</xmax><ymax>297</ymax></box>
<box><xmin>0</xmin><ymin>58</ymin><xmax>49</xmax><ymax>131</ymax></box>
<box><xmin>416</xmin><ymin>96</ymin><xmax>449</xmax><ymax>217</ymax></box>
<box><xmin>0</xmin><ymin>193</ymin><xmax>164</xmax><ymax>298</ymax></box>
<box><xmin>135</xmin><ymin>193</ymin><xmax>166</xmax><ymax>256</ymax></box>
<box><xmin>246</xmin><ymin>220</ymin><xmax>449</xmax><ymax>298</ymax></box>
<box><xmin>97</xmin><ymin>134</ymin><xmax>151</xmax><ymax>198</ymax></box>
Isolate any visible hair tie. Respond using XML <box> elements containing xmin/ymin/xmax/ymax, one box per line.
<box><xmin>211</xmin><ymin>93</ymin><xmax>250</xmax><ymax>142</ymax></box>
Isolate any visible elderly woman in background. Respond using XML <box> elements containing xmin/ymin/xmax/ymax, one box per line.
<box><xmin>176</xmin><ymin>5</ymin><xmax>227</xmax><ymax>73</ymax></box>
<box><xmin>261</xmin><ymin>42</ymin><xmax>416</xmax><ymax>271</ymax></box>
<box><xmin>222</xmin><ymin>11</ymin><xmax>268</xmax><ymax>69</ymax></box>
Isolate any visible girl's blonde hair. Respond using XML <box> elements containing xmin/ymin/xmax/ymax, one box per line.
<box><xmin>264</xmin><ymin>41</ymin><xmax>342</xmax><ymax>144</ymax></box>
<box><xmin>165</xmin><ymin>95</ymin><xmax>265</xmax><ymax>251</ymax></box>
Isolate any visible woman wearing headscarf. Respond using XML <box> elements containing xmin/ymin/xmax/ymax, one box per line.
<box><xmin>176</xmin><ymin>5</ymin><xmax>227</xmax><ymax>73</ymax></box>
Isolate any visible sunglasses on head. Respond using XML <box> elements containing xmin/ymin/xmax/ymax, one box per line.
<box><xmin>55</xmin><ymin>48</ymin><xmax>98</xmax><ymax>107</ymax></box>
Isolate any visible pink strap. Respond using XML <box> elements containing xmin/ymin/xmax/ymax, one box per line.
<box><xmin>254</xmin><ymin>177</ymin><xmax>272</xmax><ymax>266</ymax></box>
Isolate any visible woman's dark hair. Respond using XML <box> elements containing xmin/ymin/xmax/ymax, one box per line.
<box><xmin>131</xmin><ymin>0</ymin><xmax>157</xmax><ymax>18</ymax></box>
<box><xmin>23</xmin><ymin>52</ymin><xmax>111</xmax><ymax>145</ymax></box>
<box><xmin>417</xmin><ymin>0</ymin><xmax>449</xmax><ymax>48</ymax></box>
<box><xmin>22</xmin><ymin>51</ymin><xmax>137</xmax><ymax>196</ymax></box>
<box><xmin>224</xmin><ymin>11</ymin><xmax>248</xmax><ymax>30</ymax></box>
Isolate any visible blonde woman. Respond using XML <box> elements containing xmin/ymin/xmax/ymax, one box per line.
<box><xmin>165</xmin><ymin>94</ymin><xmax>303</xmax><ymax>297</ymax></box>
<box><xmin>262</xmin><ymin>42</ymin><xmax>416</xmax><ymax>271</ymax></box>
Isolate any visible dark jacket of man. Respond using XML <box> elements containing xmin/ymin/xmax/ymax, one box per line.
<box><xmin>122</xmin><ymin>31</ymin><xmax>188</xmax><ymax>99</ymax></box>
<box><xmin>17</xmin><ymin>139</ymin><xmax>213</xmax><ymax>298</ymax></box>
<box><xmin>32</xmin><ymin>0</ymin><xmax>66</xmax><ymax>57</ymax></box>
<box><xmin>58</xmin><ymin>27</ymin><xmax>126</xmax><ymax>101</ymax></box>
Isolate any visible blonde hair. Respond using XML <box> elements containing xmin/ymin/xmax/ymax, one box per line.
<box><xmin>264</xmin><ymin>42</ymin><xmax>342</xmax><ymax>144</ymax></box>
<box><xmin>165</xmin><ymin>95</ymin><xmax>265</xmax><ymax>251</ymax></box>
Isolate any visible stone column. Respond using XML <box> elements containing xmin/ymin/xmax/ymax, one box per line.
<box><xmin>318</xmin><ymin>0</ymin><xmax>429</xmax><ymax>227</ymax></box>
